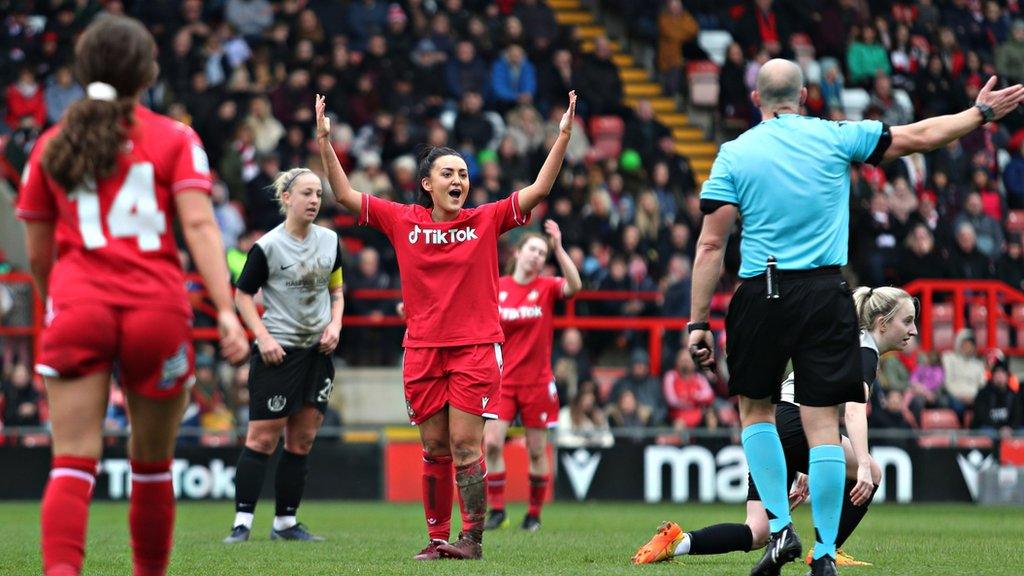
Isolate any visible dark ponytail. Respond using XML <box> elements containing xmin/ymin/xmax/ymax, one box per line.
<box><xmin>415</xmin><ymin>145</ymin><xmax>462</xmax><ymax>208</ymax></box>
<box><xmin>42</xmin><ymin>15</ymin><xmax>157</xmax><ymax>192</ymax></box>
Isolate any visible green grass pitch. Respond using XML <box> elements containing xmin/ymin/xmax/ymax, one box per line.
<box><xmin>1</xmin><ymin>501</ymin><xmax>1022</xmax><ymax>575</ymax></box>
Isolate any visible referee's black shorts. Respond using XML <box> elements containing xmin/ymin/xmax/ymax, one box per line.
<box><xmin>725</xmin><ymin>267</ymin><xmax>863</xmax><ymax>407</ymax></box>
<box><xmin>248</xmin><ymin>344</ymin><xmax>335</xmax><ymax>421</ymax></box>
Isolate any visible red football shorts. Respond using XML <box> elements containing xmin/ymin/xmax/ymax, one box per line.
<box><xmin>402</xmin><ymin>343</ymin><xmax>503</xmax><ymax>425</ymax></box>
<box><xmin>495</xmin><ymin>379</ymin><xmax>559</xmax><ymax>428</ymax></box>
<box><xmin>36</xmin><ymin>302</ymin><xmax>194</xmax><ymax>400</ymax></box>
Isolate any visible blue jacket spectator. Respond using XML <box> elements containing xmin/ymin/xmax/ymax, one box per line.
<box><xmin>490</xmin><ymin>44</ymin><xmax>537</xmax><ymax>111</ymax></box>
<box><xmin>1005</xmin><ymin>140</ymin><xmax>1024</xmax><ymax>210</ymax></box>
<box><xmin>44</xmin><ymin>66</ymin><xmax>82</xmax><ymax>124</ymax></box>
<box><xmin>347</xmin><ymin>0</ymin><xmax>389</xmax><ymax>52</ymax></box>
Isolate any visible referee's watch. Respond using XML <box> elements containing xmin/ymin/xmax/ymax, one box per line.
<box><xmin>687</xmin><ymin>321</ymin><xmax>710</xmax><ymax>333</ymax></box>
<box><xmin>975</xmin><ymin>103</ymin><xmax>995</xmax><ymax>124</ymax></box>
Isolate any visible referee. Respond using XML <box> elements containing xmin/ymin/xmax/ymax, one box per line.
<box><xmin>687</xmin><ymin>59</ymin><xmax>1024</xmax><ymax>576</ymax></box>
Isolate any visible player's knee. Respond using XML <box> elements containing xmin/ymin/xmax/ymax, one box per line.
<box><xmin>484</xmin><ymin>436</ymin><xmax>504</xmax><ymax>459</ymax></box>
<box><xmin>421</xmin><ymin>438</ymin><xmax>451</xmax><ymax>458</ymax></box>
<box><xmin>245</xmin><ymin>430</ymin><xmax>280</xmax><ymax>455</ymax></box>
<box><xmin>284</xmin><ymin>431</ymin><xmax>317</xmax><ymax>454</ymax></box>
<box><xmin>450</xmin><ymin>440</ymin><xmax>482</xmax><ymax>465</ymax></box>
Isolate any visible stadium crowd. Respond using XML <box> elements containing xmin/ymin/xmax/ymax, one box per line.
<box><xmin>2</xmin><ymin>0</ymin><xmax>1024</xmax><ymax>438</ymax></box>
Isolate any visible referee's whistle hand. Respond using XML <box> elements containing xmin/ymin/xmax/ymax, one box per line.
<box><xmin>976</xmin><ymin>76</ymin><xmax>1024</xmax><ymax>121</ymax></box>
<box><xmin>687</xmin><ymin>330</ymin><xmax>715</xmax><ymax>369</ymax></box>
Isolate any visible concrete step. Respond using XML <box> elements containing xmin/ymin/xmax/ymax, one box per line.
<box><xmin>611</xmin><ymin>53</ymin><xmax>634</xmax><ymax>67</ymax></box>
<box><xmin>672</xmin><ymin>127</ymin><xmax>705</xmax><ymax>141</ymax></box>
<box><xmin>575</xmin><ymin>25</ymin><xmax>605</xmax><ymax>41</ymax></box>
<box><xmin>674</xmin><ymin>142</ymin><xmax>719</xmax><ymax>158</ymax></box>
<box><xmin>656</xmin><ymin>112</ymin><xmax>690</xmax><ymax>126</ymax></box>
<box><xmin>581</xmin><ymin>39</ymin><xmax>622</xmax><ymax>53</ymax></box>
<box><xmin>554</xmin><ymin>10</ymin><xmax>594</xmax><ymax>25</ymax></box>
<box><xmin>547</xmin><ymin>0</ymin><xmax>581</xmax><ymax>9</ymax></box>
<box><xmin>624</xmin><ymin>82</ymin><xmax>662</xmax><ymax>98</ymax></box>
<box><xmin>618</xmin><ymin>67</ymin><xmax>648</xmax><ymax>82</ymax></box>
<box><xmin>625</xmin><ymin>96</ymin><xmax>676</xmax><ymax>113</ymax></box>
<box><xmin>690</xmin><ymin>158</ymin><xmax>714</xmax><ymax>171</ymax></box>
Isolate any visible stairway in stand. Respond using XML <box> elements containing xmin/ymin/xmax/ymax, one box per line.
<box><xmin>549</xmin><ymin>0</ymin><xmax>717</xmax><ymax>184</ymax></box>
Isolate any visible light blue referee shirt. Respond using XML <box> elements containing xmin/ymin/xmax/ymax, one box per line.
<box><xmin>700</xmin><ymin>114</ymin><xmax>884</xmax><ymax>278</ymax></box>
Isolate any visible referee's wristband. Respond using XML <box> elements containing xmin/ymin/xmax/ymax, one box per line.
<box><xmin>975</xmin><ymin>103</ymin><xmax>995</xmax><ymax>124</ymax></box>
<box><xmin>687</xmin><ymin>322</ymin><xmax>710</xmax><ymax>333</ymax></box>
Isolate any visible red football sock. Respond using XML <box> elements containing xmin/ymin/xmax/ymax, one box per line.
<box><xmin>41</xmin><ymin>455</ymin><xmax>98</xmax><ymax>576</ymax></box>
<box><xmin>455</xmin><ymin>457</ymin><xmax>487</xmax><ymax>542</ymax></box>
<box><xmin>130</xmin><ymin>459</ymin><xmax>175</xmax><ymax>576</ymax></box>
<box><xmin>421</xmin><ymin>451</ymin><xmax>454</xmax><ymax>541</ymax></box>
<box><xmin>527</xmin><ymin>474</ymin><xmax>550</xmax><ymax>519</ymax></box>
<box><xmin>487</xmin><ymin>471</ymin><xmax>506</xmax><ymax>511</ymax></box>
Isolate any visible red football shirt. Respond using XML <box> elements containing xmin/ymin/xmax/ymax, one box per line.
<box><xmin>16</xmin><ymin>105</ymin><xmax>212</xmax><ymax>317</ymax></box>
<box><xmin>498</xmin><ymin>274</ymin><xmax>565</xmax><ymax>386</ymax></box>
<box><xmin>360</xmin><ymin>192</ymin><xmax>530</xmax><ymax>347</ymax></box>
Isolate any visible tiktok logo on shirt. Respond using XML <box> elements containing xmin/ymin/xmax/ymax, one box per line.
<box><xmin>407</xmin><ymin>224</ymin><xmax>479</xmax><ymax>245</ymax></box>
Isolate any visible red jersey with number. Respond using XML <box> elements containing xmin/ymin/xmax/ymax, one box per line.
<box><xmin>359</xmin><ymin>192</ymin><xmax>530</xmax><ymax>347</ymax></box>
<box><xmin>498</xmin><ymin>275</ymin><xmax>564</xmax><ymax>385</ymax></box>
<box><xmin>16</xmin><ymin>105</ymin><xmax>212</xmax><ymax>316</ymax></box>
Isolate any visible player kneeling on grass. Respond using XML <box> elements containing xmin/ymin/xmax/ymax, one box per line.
<box><xmin>483</xmin><ymin>220</ymin><xmax>581</xmax><ymax>532</ymax></box>
<box><xmin>633</xmin><ymin>286</ymin><xmax>917</xmax><ymax>569</ymax></box>
<box><xmin>224</xmin><ymin>167</ymin><xmax>344</xmax><ymax>543</ymax></box>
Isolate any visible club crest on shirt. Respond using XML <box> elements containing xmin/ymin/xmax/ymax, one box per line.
<box><xmin>527</xmin><ymin>289</ymin><xmax>539</xmax><ymax>301</ymax></box>
<box><xmin>268</xmin><ymin>395</ymin><xmax>287</xmax><ymax>413</ymax></box>
<box><xmin>499</xmin><ymin>291</ymin><xmax>508</xmax><ymax>302</ymax></box>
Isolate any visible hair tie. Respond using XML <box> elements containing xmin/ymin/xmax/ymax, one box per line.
<box><xmin>867</xmin><ymin>287</ymin><xmax>875</xmax><ymax>299</ymax></box>
<box><xmin>283</xmin><ymin>169</ymin><xmax>312</xmax><ymax>192</ymax></box>
<box><xmin>86</xmin><ymin>82</ymin><xmax>118</xmax><ymax>101</ymax></box>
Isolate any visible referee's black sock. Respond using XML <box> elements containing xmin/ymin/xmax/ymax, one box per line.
<box><xmin>274</xmin><ymin>450</ymin><xmax>309</xmax><ymax>521</ymax></box>
<box><xmin>835</xmin><ymin>481</ymin><xmax>879</xmax><ymax>548</ymax></box>
<box><xmin>687</xmin><ymin>523</ymin><xmax>754</xmax><ymax>555</ymax></box>
<box><xmin>234</xmin><ymin>447</ymin><xmax>271</xmax><ymax>525</ymax></box>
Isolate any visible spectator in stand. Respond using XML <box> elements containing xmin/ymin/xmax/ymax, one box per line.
<box><xmin>453</xmin><ymin>91</ymin><xmax>495</xmax><ymax>152</ymax></box>
<box><xmin>847</xmin><ymin>25</ymin><xmax>892</xmax><ymax>87</ymax></box>
<box><xmin>44</xmin><ymin>65</ymin><xmax>82</xmax><ymax>124</ymax></box>
<box><xmin>997</xmin><ymin>234</ymin><xmax>1024</xmax><ymax>292</ymax></box>
<box><xmin>853</xmin><ymin>192</ymin><xmax>900</xmax><ymax>286</ymax></box>
<box><xmin>607</xmin><ymin>389</ymin><xmax>652</xmax><ymax>431</ymax></box>
<box><xmin>2</xmin><ymin>362</ymin><xmax>40</xmax><ymax>428</ymax></box>
<box><xmin>5</xmin><ymin>68</ymin><xmax>46</xmax><ymax>130</ymax></box>
<box><xmin>656</xmin><ymin>0</ymin><xmax>699</xmax><ymax>97</ymax></box>
<box><xmin>347</xmin><ymin>0</ymin><xmax>388</xmax><ymax>53</ymax></box>
<box><xmin>537</xmin><ymin>48</ymin><xmax>577</xmax><ymax>117</ymax></box>
<box><xmin>662</xmin><ymin>349</ymin><xmax>715</xmax><ymax>430</ymax></box>
<box><xmin>578</xmin><ymin>37</ymin><xmax>623</xmax><ymax>116</ymax></box>
<box><xmin>719</xmin><ymin>43</ymin><xmax>753</xmax><ymax>131</ymax></box>
<box><xmin>446</xmin><ymin>40</ymin><xmax>490</xmax><ymax>101</ymax></box>
<box><xmin>736</xmin><ymin>0</ymin><xmax>793</xmax><ymax>58</ymax></box>
<box><xmin>868</xmin><ymin>389</ymin><xmax>913</xmax><ymax>429</ymax></box>
<box><xmin>942</xmin><ymin>329</ymin><xmax>987</xmax><ymax>419</ymax></box>
<box><xmin>907</xmin><ymin>350</ymin><xmax>946</xmax><ymax>423</ymax></box>
<box><xmin>954</xmin><ymin>191</ymin><xmax>1004</xmax><ymax>260</ymax></box>
<box><xmin>225</xmin><ymin>0</ymin><xmax>273</xmax><ymax>40</ymax></box>
<box><xmin>972</xmin><ymin>358</ymin><xmax>1022</xmax><ymax>434</ymax></box>
<box><xmin>624</xmin><ymin>100</ymin><xmax>671</xmax><ymax>165</ymax></box>
<box><xmin>870</xmin><ymin>74</ymin><xmax>912</xmax><ymax>126</ymax></box>
<box><xmin>610</xmin><ymin>350</ymin><xmax>665</xmax><ymax>426</ymax></box>
<box><xmin>995</xmin><ymin>20</ymin><xmax>1024</xmax><ymax>85</ymax></box>
<box><xmin>243</xmin><ymin>96</ymin><xmax>285</xmax><ymax>155</ymax></box>
<box><xmin>971</xmin><ymin>168</ymin><xmax>1003</xmax><ymax>222</ymax></box>
<box><xmin>915</xmin><ymin>54</ymin><xmax>966</xmax><ymax>118</ymax></box>
<box><xmin>212</xmin><ymin>180</ymin><xmax>246</xmax><ymax>250</ymax></box>
<box><xmin>490</xmin><ymin>44</ymin><xmax>537</xmax><ymax>113</ymax></box>
<box><xmin>348</xmin><ymin>151</ymin><xmax>393</xmax><ymax>198</ymax></box>
<box><xmin>552</xmin><ymin>328</ymin><xmax>593</xmax><ymax>406</ymax></box>
<box><xmin>557</xmin><ymin>385</ymin><xmax>614</xmax><ymax>448</ymax></box>
<box><xmin>1003</xmin><ymin>138</ymin><xmax>1024</xmax><ymax>209</ymax></box>
<box><xmin>949</xmin><ymin>222</ymin><xmax>995</xmax><ymax>279</ymax></box>
<box><xmin>512</xmin><ymin>0</ymin><xmax>559</xmax><ymax>59</ymax></box>
<box><xmin>344</xmin><ymin>247</ymin><xmax>398</xmax><ymax>366</ymax></box>
<box><xmin>898</xmin><ymin>223</ymin><xmax>949</xmax><ymax>284</ymax></box>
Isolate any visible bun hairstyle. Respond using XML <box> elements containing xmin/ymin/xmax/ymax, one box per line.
<box><xmin>852</xmin><ymin>286</ymin><xmax>913</xmax><ymax>331</ymax></box>
<box><xmin>506</xmin><ymin>232</ymin><xmax>547</xmax><ymax>274</ymax></box>
<box><xmin>415</xmin><ymin>145</ymin><xmax>462</xmax><ymax>208</ymax></box>
<box><xmin>271</xmin><ymin>168</ymin><xmax>317</xmax><ymax>214</ymax></box>
<box><xmin>42</xmin><ymin>15</ymin><xmax>158</xmax><ymax>192</ymax></box>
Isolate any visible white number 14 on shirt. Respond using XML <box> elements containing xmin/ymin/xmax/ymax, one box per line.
<box><xmin>73</xmin><ymin>162</ymin><xmax>166</xmax><ymax>251</ymax></box>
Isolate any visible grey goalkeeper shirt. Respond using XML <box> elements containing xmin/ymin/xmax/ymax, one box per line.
<box><xmin>236</xmin><ymin>223</ymin><xmax>343</xmax><ymax>348</ymax></box>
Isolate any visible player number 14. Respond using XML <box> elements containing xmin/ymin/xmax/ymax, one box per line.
<box><xmin>73</xmin><ymin>162</ymin><xmax>166</xmax><ymax>251</ymax></box>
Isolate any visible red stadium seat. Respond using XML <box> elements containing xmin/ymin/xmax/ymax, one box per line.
<box><xmin>920</xmin><ymin>408</ymin><xmax>960</xmax><ymax>430</ymax></box>
<box><xmin>917</xmin><ymin>434</ymin><xmax>952</xmax><ymax>448</ymax></box>
<box><xmin>687</xmin><ymin>61</ymin><xmax>720</xmax><ymax>107</ymax></box>
<box><xmin>587</xmin><ymin>116</ymin><xmax>625</xmax><ymax>162</ymax></box>
<box><xmin>931</xmin><ymin>302</ymin><xmax>954</xmax><ymax>322</ymax></box>
<box><xmin>592</xmin><ymin>366</ymin><xmax>625</xmax><ymax>403</ymax></box>
<box><xmin>955</xmin><ymin>435</ymin><xmax>994</xmax><ymax>449</ymax></box>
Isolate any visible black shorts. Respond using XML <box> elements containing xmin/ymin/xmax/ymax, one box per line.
<box><xmin>725</xmin><ymin>267</ymin><xmax>863</xmax><ymax>407</ymax></box>
<box><xmin>746</xmin><ymin>403</ymin><xmax>848</xmax><ymax>501</ymax></box>
<box><xmin>248</xmin><ymin>344</ymin><xmax>335</xmax><ymax>421</ymax></box>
